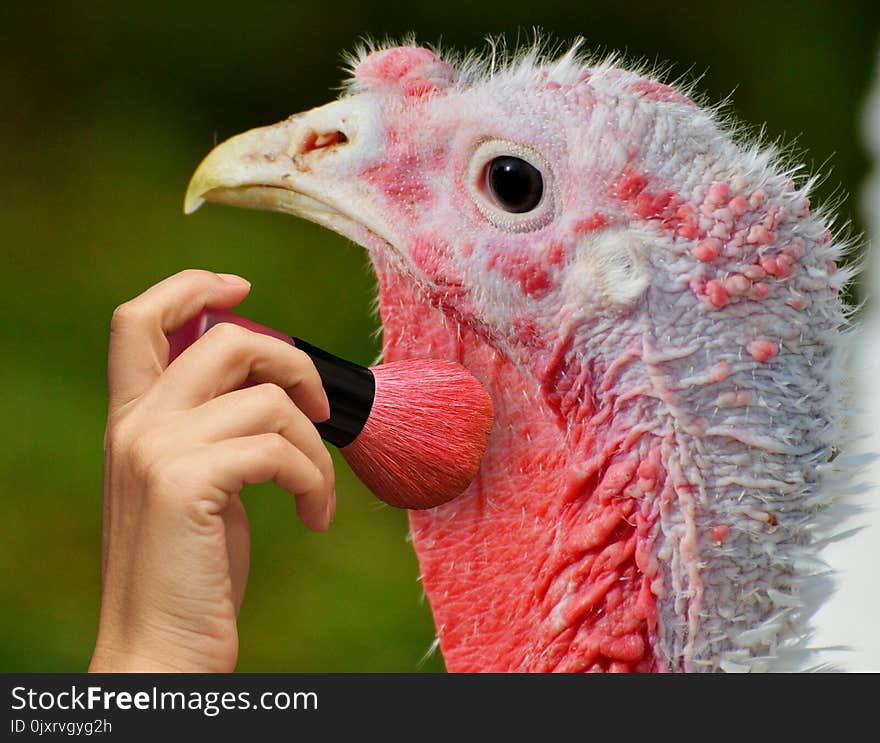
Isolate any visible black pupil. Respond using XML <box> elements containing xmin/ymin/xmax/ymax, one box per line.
<box><xmin>486</xmin><ymin>156</ymin><xmax>543</xmax><ymax>213</ymax></box>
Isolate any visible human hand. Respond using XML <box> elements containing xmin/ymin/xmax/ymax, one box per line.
<box><xmin>88</xmin><ymin>269</ymin><xmax>335</xmax><ymax>672</ymax></box>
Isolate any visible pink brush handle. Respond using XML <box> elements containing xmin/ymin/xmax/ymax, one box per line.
<box><xmin>168</xmin><ymin>308</ymin><xmax>295</xmax><ymax>363</ymax></box>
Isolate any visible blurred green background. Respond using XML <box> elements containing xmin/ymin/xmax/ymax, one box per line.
<box><xmin>0</xmin><ymin>1</ymin><xmax>877</xmax><ymax>672</ymax></box>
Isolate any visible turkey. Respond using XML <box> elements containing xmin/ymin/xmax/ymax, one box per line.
<box><xmin>184</xmin><ymin>41</ymin><xmax>862</xmax><ymax>672</ymax></box>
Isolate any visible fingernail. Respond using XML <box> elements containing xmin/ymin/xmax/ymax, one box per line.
<box><xmin>216</xmin><ymin>272</ymin><xmax>251</xmax><ymax>288</ymax></box>
<box><xmin>321</xmin><ymin>390</ymin><xmax>332</xmax><ymax>422</ymax></box>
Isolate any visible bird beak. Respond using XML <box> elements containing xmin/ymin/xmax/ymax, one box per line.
<box><xmin>184</xmin><ymin>99</ymin><xmax>392</xmax><ymax>248</ymax></box>
<box><xmin>183</xmin><ymin>119</ymin><xmax>301</xmax><ymax>216</ymax></box>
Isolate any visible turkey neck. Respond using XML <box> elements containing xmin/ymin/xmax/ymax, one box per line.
<box><xmin>375</xmin><ymin>264</ymin><xmax>662</xmax><ymax>673</ymax></box>
<box><xmin>376</xmin><ymin>242</ymin><xmax>842</xmax><ymax>673</ymax></box>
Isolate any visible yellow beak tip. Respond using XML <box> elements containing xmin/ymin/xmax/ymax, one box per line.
<box><xmin>183</xmin><ymin>192</ymin><xmax>205</xmax><ymax>215</ymax></box>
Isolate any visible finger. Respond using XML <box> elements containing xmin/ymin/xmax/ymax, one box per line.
<box><xmin>154</xmin><ymin>323</ymin><xmax>330</xmax><ymax>422</ymax></box>
<box><xmin>185</xmin><ymin>383</ymin><xmax>334</xmax><ymax>497</ymax></box>
<box><xmin>108</xmin><ymin>269</ymin><xmax>251</xmax><ymax>407</ymax></box>
<box><xmin>204</xmin><ymin>433</ymin><xmax>333</xmax><ymax>531</ymax></box>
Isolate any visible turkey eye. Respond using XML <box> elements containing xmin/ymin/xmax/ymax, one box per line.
<box><xmin>485</xmin><ymin>156</ymin><xmax>544</xmax><ymax>213</ymax></box>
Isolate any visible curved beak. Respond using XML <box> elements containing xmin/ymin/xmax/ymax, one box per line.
<box><xmin>184</xmin><ymin>120</ymin><xmax>301</xmax><ymax>215</ymax></box>
<box><xmin>183</xmin><ymin>98</ymin><xmax>392</xmax><ymax>249</ymax></box>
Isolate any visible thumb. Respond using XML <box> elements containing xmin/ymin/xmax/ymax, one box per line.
<box><xmin>108</xmin><ymin>269</ymin><xmax>251</xmax><ymax>408</ymax></box>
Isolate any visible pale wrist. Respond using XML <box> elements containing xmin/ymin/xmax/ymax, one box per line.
<box><xmin>89</xmin><ymin>625</ymin><xmax>236</xmax><ymax>673</ymax></box>
<box><xmin>88</xmin><ymin>643</ymin><xmax>193</xmax><ymax>673</ymax></box>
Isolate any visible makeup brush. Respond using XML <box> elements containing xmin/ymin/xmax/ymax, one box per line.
<box><xmin>168</xmin><ymin>309</ymin><xmax>494</xmax><ymax>509</ymax></box>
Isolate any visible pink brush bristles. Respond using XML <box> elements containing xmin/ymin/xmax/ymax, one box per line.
<box><xmin>342</xmin><ymin>359</ymin><xmax>494</xmax><ymax>509</ymax></box>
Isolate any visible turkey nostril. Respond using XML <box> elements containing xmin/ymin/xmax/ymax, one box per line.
<box><xmin>300</xmin><ymin>128</ymin><xmax>348</xmax><ymax>154</ymax></box>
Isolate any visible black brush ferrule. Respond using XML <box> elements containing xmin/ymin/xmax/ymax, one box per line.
<box><xmin>291</xmin><ymin>336</ymin><xmax>376</xmax><ymax>448</ymax></box>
